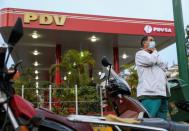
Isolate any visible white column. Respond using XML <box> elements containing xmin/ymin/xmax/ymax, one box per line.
<box><xmin>75</xmin><ymin>84</ymin><xmax>78</xmax><ymax>115</ymax></box>
<box><xmin>21</xmin><ymin>85</ymin><xmax>24</xmax><ymax>98</ymax></box>
<box><xmin>49</xmin><ymin>84</ymin><xmax>52</xmax><ymax>111</ymax></box>
<box><xmin>100</xmin><ymin>85</ymin><xmax>103</xmax><ymax>117</ymax></box>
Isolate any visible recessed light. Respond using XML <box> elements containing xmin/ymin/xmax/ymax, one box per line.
<box><xmin>31</xmin><ymin>31</ymin><xmax>40</xmax><ymax>39</ymax></box>
<box><xmin>36</xmin><ymin>89</ymin><xmax>39</xmax><ymax>95</ymax></box>
<box><xmin>35</xmin><ymin>76</ymin><xmax>39</xmax><ymax>80</ymax></box>
<box><xmin>80</xmin><ymin>51</ymin><xmax>84</xmax><ymax>57</ymax></box>
<box><xmin>73</xmin><ymin>62</ymin><xmax>76</xmax><ymax>66</ymax></box>
<box><xmin>122</xmin><ymin>53</ymin><xmax>128</xmax><ymax>59</ymax></box>
<box><xmin>35</xmin><ymin>70</ymin><xmax>39</xmax><ymax>74</ymax></box>
<box><xmin>64</xmin><ymin>76</ymin><xmax>67</xmax><ymax>80</ymax></box>
<box><xmin>89</xmin><ymin>35</ymin><xmax>99</xmax><ymax>42</ymax></box>
<box><xmin>33</xmin><ymin>61</ymin><xmax>39</xmax><ymax>66</ymax></box>
<box><xmin>33</xmin><ymin>49</ymin><xmax>40</xmax><ymax>56</ymax></box>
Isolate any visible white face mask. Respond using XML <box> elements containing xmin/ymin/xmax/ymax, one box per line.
<box><xmin>148</xmin><ymin>41</ymin><xmax>156</xmax><ymax>49</ymax></box>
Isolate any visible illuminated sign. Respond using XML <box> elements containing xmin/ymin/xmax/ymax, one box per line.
<box><xmin>24</xmin><ymin>12</ymin><xmax>67</xmax><ymax>26</ymax></box>
<box><xmin>144</xmin><ymin>25</ymin><xmax>172</xmax><ymax>34</ymax></box>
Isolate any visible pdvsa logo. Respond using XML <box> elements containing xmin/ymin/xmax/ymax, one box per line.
<box><xmin>144</xmin><ymin>25</ymin><xmax>153</xmax><ymax>34</ymax></box>
<box><xmin>144</xmin><ymin>25</ymin><xmax>172</xmax><ymax>34</ymax></box>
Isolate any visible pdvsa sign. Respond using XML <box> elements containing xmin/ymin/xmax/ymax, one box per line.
<box><xmin>144</xmin><ymin>25</ymin><xmax>172</xmax><ymax>34</ymax></box>
<box><xmin>24</xmin><ymin>12</ymin><xmax>67</xmax><ymax>26</ymax></box>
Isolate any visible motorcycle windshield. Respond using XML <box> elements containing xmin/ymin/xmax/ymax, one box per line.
<box><xmin>110</xmin><ymin>68</ymin><xmax>131</xmax><ymax>94</ymax></box>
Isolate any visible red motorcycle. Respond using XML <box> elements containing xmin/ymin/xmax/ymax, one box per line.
<box><xmin>0</xmin><ymin>18</ymin><xmax>93</xmax><ymax>131</ymax></box>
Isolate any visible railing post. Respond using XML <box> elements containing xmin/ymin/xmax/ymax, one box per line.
<box><xmin>99</xmin><ymin>85</ymin><xmax>103</xmax><ymax>117</ymax></box>
<box><xmin>49</xmin><ymin>84</ymin><xmax>52</xmax><ymax>111</ymax></box>
<box><xmin>21</xmin><ymin>85</ymin><xmax>24</xmax><ymax>98</ymax></box>
<box><xmin>75</xmin><ymin>84</ymin><xmax>78</xmax><ymax>115</ymax></box>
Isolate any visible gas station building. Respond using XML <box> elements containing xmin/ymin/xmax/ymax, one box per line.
<box><xmin>0</xmin><ymin>8</ymin><xmax>176</xmax><ymax>84</ymax></box>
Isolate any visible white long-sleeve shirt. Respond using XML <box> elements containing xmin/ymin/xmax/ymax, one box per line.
<box><xmin>135</xmin><ymin>50</ymin><xmax>169</xmax><ymax>97</ymax></box>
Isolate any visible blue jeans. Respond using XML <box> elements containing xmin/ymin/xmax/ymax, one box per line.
<box><xmin>140</xmin><ymin>98</ymin><xmax>168</xmax><ymax>119</ymax></box>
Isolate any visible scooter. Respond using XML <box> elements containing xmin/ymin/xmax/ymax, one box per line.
<box><xmin>100</xmin><ymin>56</ymin><xmax>150</xmax><ymax>119</ymax></box>
<box><xmin>0</xmin><ymin>17</ymin><xmax>93</xmax><ymax>131</ymax></box>
<box><xmin>99</xmin><ymin>56</ymin><xmax>189</xmax><ymax>131</ymax></box>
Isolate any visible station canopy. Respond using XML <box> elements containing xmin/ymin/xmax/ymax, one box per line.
<box><xmin>0</xmin><ymin>8</ymin><xmax>175</xmax><ymax>81</ymax></box>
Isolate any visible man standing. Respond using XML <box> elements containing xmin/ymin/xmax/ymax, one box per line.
<box><xmin>135</xmin><ymin>36</ymin><xmax>170</xmax><ymax>119</ymax></box>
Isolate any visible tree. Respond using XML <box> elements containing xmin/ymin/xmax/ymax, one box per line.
<box><xmin>49</xmin><ymin>49</ymin><xmax>96</xmax><ymax>114</ymax></box>
<box><xmin>50</xmin><ymin>49</ymin><xmax>95</xmax><ymax>87</ymax></box>
<box><xmin>14</xmin><ymin>67</ymin><xmax>38</xmax><ymax>105</ymax></box>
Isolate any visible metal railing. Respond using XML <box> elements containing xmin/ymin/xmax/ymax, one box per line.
<box><xmin>15</xmin><ymin>84</ymin><xmax>103</xmax><ymax>116</ymax></box>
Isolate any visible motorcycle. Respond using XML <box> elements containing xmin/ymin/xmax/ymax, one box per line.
<box><xmin>98</xmin><ymin>56</ymin><xmax>189</xmax><ymax>131</ymax></box>
<box><xmin>100</xmin><ymin>57</ymin><xmax>150</xmax><ymax>119</ymax></box>
<box><xmin>0</xmin><ymin>17</ymin><xmax>93</xmax><ymax>131</ymax></box>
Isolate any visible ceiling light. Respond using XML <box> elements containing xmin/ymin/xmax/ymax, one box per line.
<box><xmin>80</xmin><ymin>51</ymin><xmax>84</xmax><ymax>57</ymax></box>
<box><xmin>63</xmin><ymin>76</ymin><xmax>67</xmax><ymax>80</ymax></box>
<box><xmin>35</xmin><ymin>70</ymin><xmax>39</xmax><ymax>74</ymax></box>
<box><xmin>98</xmin><ymin>71</ymin><xmax>102</xmax><ymax>76</ymax></box>
<box><xmin>33</xmin><ymin>49</ymin><xmax>40</xmax><ymax>56</ymax></box>
<box><xmin>36</xmin><ymin>89</ymin><xmax>39</xmax><ymax>95</ymax></box>
<box><xmin>31</xmin><ymin>31</ymin><xmax>40</xmax><ymax>39</ymax></box>
<box><xmin>68</xmin><ymin>71</ymin><xmax>71</xmax><ymax>75</ymax></box>
<box><xmin>33</xmin><ymin>61</ymin><xmax>39</xmax><ymax>66</ymax></box>
<box><xmin>35</xmin><ymin>76</ymin><xmax>39</xmax><ymax>80</ymax></box>
<box><xmin>122</xmin><ymin>53</ymin><xmax>128</xmax><ymax>59</ymax></box>
<box><xmin>90</xmin><ymin>35</ymin><xmax>98</xmax><ymax>42</ymax></box>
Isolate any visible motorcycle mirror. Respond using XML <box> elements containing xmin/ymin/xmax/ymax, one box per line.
<box><xmin>101</xmin><ymin>56</ymin><xmax>111</xmax><ymax>67</ymax></box>
<box><xmin>7</xmin><ymin>17</ymin><xmax>23</xmax><ymax>46</ymax></box>
<box><xmin>14</xmin><ymin>60</ymin><xmax>23</xmax><ymax>70</ymax></box>
<box><xmin>7</xmin><ymin>60</ymin><xmax>23</xmax><ymax>77</ymax></box>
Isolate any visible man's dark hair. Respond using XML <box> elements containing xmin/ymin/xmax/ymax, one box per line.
<box><xmin>140</xmin><ymin>36</ymin><xmax>149</xmax><ymax>47</ymax></box>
